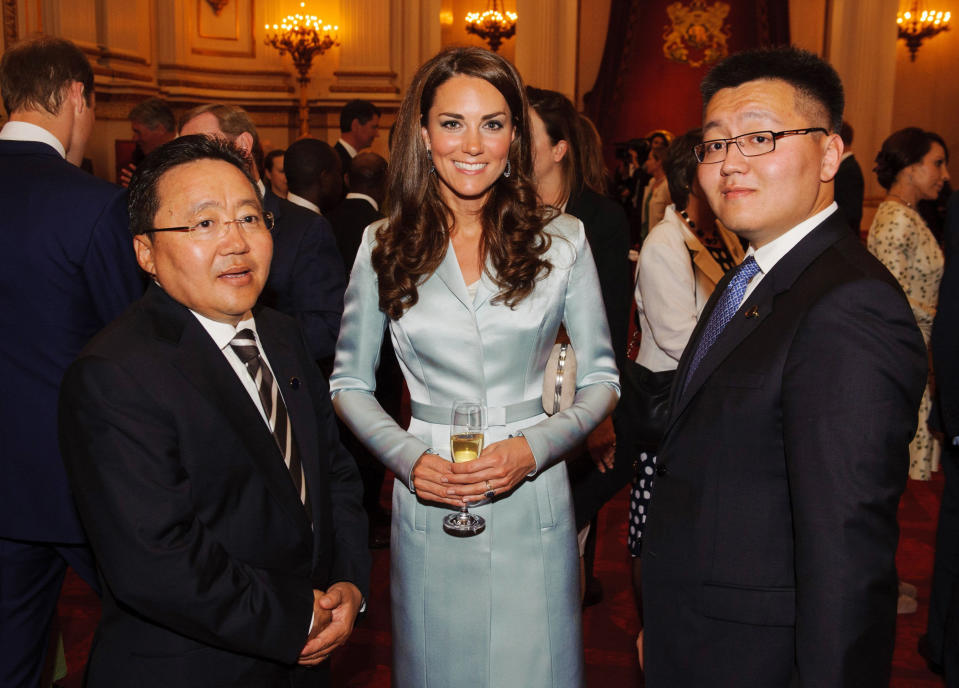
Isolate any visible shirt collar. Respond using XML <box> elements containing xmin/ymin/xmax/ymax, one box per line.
<box><xmin>747</xmin><ymin>203</ymin><xmax>838</xmax><ymax>276</ymax></box>
<box><xmin>190</xmin><ymin>310</ymin><xmax>258</xmax><ymax>351</ymax></box>
<box><xmin>287</xmin><ymin>192</ymin><xmax>321</xmax><ymax>215</ymax></box>
<box><xmin>345</xmin><ymin>192</ymin><xmax>378</xmax><ymax>211</ymax></box>
<box><xmin>337</xmin><ymin>138</ymin><xmax>358</xmax><ymax>158</ymax></box>
<box><xmin>0</xmin><ymin>121</ymin><xmax>66</xmax><ymax>158</ymax></box>
<box><xmin>256</xmin><ymin>178</ymin><xmax>267</xmax><ymax>197</ymax></box>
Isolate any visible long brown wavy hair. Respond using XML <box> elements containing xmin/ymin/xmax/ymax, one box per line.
<box><xmin>373</xmin><ymin>47</ymin><xmax>553</xmax><ymax>320</ymax></box>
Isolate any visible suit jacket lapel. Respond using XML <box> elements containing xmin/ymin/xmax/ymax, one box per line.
<box><xmin>667</xmin><ymin>212</ymin><xmax>851</xmax><ymax>428</ymax></box>
<box><xmin>433</xmin><ymin>240</ymin><xmax>474</xmax><ymax>310</ymax></box>
<box><xmin>686</xmin><ymin>235</ymin><xmax>725</xmax><ymax>286</ymax></box>
<box><xmin>144</xmin><ymin>286</ymin><xmax>313</xmax><ymax>541</ymax></box>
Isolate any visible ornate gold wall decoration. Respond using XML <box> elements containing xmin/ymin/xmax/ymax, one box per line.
<box><xmin>662</xmin><ymin>0</ymin><xmax>730</xmax><ymax>68</ymax></box>
<box><xmin>206</xmin><ymin>0</ymin><xmax>230</xmax><ymax>15</ymax></box>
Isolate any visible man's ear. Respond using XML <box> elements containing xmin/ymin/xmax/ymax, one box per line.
<box><xmin>133</xmin><ymin>234</ymin><xmax>156</xmax><ymax>277</ymax></box>
<box><xmin>820</xmin><ymin>132</ymin><xmax>843</xmax><ymax>182</ymax></box>
<box><xmin>67</xmin><ymin>81</ymin><xmax>87</xmax><ymax>115</ymax></box>
<box><xmin>234</xmin><ymin>131</ymin><xmax>254</xmax><ymax>156</ymax></box>
<box><xmin>350</xmin><ymin>118</ymin><xmax>362</xmax><ymax>136</ymax></box>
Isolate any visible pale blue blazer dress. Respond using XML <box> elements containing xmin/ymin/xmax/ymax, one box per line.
<box><xmin>330</xmin><ymin>212</ymin><xmax>620</xmax><ymax>688</ymax></box>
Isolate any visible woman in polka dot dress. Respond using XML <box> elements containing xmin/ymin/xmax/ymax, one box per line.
<box><xmin>628</xmin><ymin>129</ymin><xmax>744</xmax><ymax>627</ymax></box>
<box><xmin>868</xmin><ymin>127</ymin><xmax>948</xmax><ymax>482</ymax></box>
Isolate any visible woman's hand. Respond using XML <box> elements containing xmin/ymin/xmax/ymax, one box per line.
<box><xmin>445</xmin><ymin>436</ymin><xmax>536</xmax><ymax>501</ymax></box>
<box><xmin>410</xmin><ymin>452</ymin><xmax>463</xmax><ymax>507</ymax></box>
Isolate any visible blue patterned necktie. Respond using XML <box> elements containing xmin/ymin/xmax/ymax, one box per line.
<box><xmin>684</xmin><ymin>256</ymin><xmax>761</xmax><ymax>391</ymax></box>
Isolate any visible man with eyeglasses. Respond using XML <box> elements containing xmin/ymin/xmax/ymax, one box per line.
<box><xmin>58</xmin><ymin>135</ymin><xmax>369</xmax><ymax>687</ymax></box>
<box><xmin>640</xmin><ymin>47</ymin><xmax>927</xmax><ymax>687</ymax></box>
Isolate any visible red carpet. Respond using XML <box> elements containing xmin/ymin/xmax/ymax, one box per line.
<box><xmin>58</xmin><ymin>472</ymin><xmax>946</xmax><ymax>687</ymax></box>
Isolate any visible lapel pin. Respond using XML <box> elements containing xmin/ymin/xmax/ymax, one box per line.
<box><xmin>289</xmin><ymin>377</ymin><xmax>300</xmax><ymax>390</ymax></box>
<box><xmin>745</xmin><ymin>306</ymin><xmax>759</xmax><ymax>319</ymax></box>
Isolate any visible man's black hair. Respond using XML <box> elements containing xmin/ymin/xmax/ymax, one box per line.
<box><xmin>339</xmin><ymin>99</ymin><xmax>380</xmax><ymax>133</ymax></box>
<box><xmin>701</xmin><ymin>46</ymin><xmax>844</xmax><ymax>134</ymax></box>
<box><xmin>128</xmin><ymin>135</ymin><xmax>258</xmax><ymax>237</ymax></box>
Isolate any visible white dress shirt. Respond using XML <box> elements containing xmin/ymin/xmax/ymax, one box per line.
<box><xmin>345</xmin><ymin>192</ymin><xmax>378</xmax><ymax>212</ymax></box>
<box><xmin>287</xmin><ymin>192</ymin><xmax>321</xmax><ymax>215</ymax></box>
<box><xmin>0</xmin><ymin>121</ymin><xmax>66</xmax><ymax>158</ymax></box>
<box><xmin>739</xmin><ymin>203</ymin><xmax>838</xmax><ymax>306</ymax></box>
<box><xmin>336</xmin><ymin>138</ymin><xmax>357</xmax><ymax>158</ymax></box>
<box><xmin>190</xmin><ymin>310</ymin><xmax>284</xmax><ymax>428</ymax></box>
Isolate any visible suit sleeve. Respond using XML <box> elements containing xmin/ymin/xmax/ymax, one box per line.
<box><xmin>82</xmin><ymin>189</ymin><xmax>143</xmax><ymax>325</ymax></box>
<box><xmin>520</xmin><ymin>221</ymin><xmax>621</xmax><ymax>474</ymax></box>
<box><xmin>330</xmin><ymin>229</ymin><xmax>429</xmax><ymax>490</ymax></box>
<box><xmin>59</xmin><ymin>356</ymin><xmax>314</xmax><ymax>664</ymax></box>
<box><xmin>781</xmin><ymin>278</ymin><xmax>926</xmax><ymax>685</ymax></box>
<box><xmin>291</xmin><ymin>215</ymin><xmax>347</xmax><ymax>362</ymax></box>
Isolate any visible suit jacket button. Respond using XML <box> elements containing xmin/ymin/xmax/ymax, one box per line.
<box><xmin>655</xmin><ymin>463</ymin><xmax>668</xmax><ymax>477</ymax></box>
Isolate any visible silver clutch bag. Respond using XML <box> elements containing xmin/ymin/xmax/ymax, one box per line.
<box><xmin>542</xmin><ymin>342</ymin><xmax>576</xmax><ymax>415</ymax></box>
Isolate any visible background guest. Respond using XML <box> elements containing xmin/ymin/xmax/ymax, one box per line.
<box><xmin>328</xmin><ymin>152</ymin><xmax>387</xmax><ymax>274</ymax></box>
<box><xmin>285</xmin><ymin>137</ymin><xmax>343</xmax><ymax>216</ymax></box>
<box><xmin>868</xmin><ymin>127</ymin><xmax>949</xmax><ymax>483</ymax></box>
<box><xmin>0</xmin><ymin>36</ymin><xmax>142</xmax><ymax>687</ymax></box>
<box><xmin>835</xmin><ymin>120</ymin><xmax>865</xmax><ymax>237</ymax></box>
<box><xmin>334</xmin><ymin>98</ymin><xmax>381</xmax><ymax>187</ymax></box>
<box><xmin>264</xmin><ymin>148</ymin><xmax>288</xmax><ymax>199</ymax></box>
<box><xmin>119</xmin><ymin>96</ymin><xmax>176</xmax><ymax>187</ymax></box>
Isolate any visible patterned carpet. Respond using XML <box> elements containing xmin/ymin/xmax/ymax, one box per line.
<box><xmin>58</xmin><ymin>471</ymin><xmax>946</xmax><ymax>687</ymax></box>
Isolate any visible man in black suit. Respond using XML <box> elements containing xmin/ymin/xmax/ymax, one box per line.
<box><xmin>834</xmin><ymin>120</ymin><xmax>865</xmax><ymax>237</ymax></box>
<box><xmin>59</xmin><ymin>135</ymin><xmax>369</xmax><ymax>687</ymax></box>
<box><xmin>925</xmin><ymin>190</ymin><xmax>959</xmax><ymax>682</ymax></box>
<box><xmin>334</xmin><ymin>99</ymin><xmax>380</xmax><ymax>187</ymax></box>
<box><xmin>0</xmin><ymin>37</ymin><xmax>142</xmax><ymax>687</ymax></box>
<box><xmin>641</xmin><ymin>47</ymin><xmax>927</xmax><ymax>686</ymax></box>
<box><xmin>327</xmin><ymin>152</ymin><xmax>387</xmax><ymax>272</ymax></box>
<box><xmin>119</xmin><ymin>97</ymin><xmax>176</xmax><ymax>187</ymax></box>
<box><xmin>179</xmin><ymin>105</ymin><xmax>346</xmax><ymax>368</ymax></box>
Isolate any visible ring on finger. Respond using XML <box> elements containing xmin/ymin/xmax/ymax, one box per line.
<box><xmin>484</xmin><ymin>480</ymin><xmax>495</xmax><ymax>499</ymax></box>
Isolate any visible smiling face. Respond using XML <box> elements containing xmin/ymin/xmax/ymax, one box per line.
<box><xmin>134</xmin><ymin>158</ymin><xmax>272</xmax><ymax>325</ymax></box>
<box><xmin>697</xmin><ymin>78</ymin><xmax>842</xmax><ymax>248</ymax></box>
<box><xmin>421</xmin><ymin>74</ymin><xmax>515</xmax><ymax>212</ymax></box>
<box><xmin>903</xmin><ymin>142</ymin><xmax>950</xmax><ymax>201</ymax></box>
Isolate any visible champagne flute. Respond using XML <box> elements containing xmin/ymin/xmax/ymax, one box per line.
<box><xmin>442</xmin><ymin>399</ymin><xmax>487</xmax><ymax>536</ymax></box>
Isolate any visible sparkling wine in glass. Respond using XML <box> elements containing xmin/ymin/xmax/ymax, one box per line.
<box><xmin>443</xmin><ymin>399</ymin><xmax>487</xmax><ymax>536</ymax></box>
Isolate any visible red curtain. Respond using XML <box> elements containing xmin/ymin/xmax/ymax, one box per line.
<box><xmin>585</xmin><ymin>0</ymin><xmax>790</xmax><ymax>162</ymax></box>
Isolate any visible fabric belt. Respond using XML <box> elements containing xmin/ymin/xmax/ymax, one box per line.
<box><xmin>410</xmin><ymin>397</ymin><xmax>544</xmax><ymax>426</ymax></box>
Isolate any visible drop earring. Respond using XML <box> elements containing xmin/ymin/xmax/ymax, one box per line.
<box><xmin>427</xmin><ymin>149</ymin><xmax>435</xmax><ymax>175</ymax></box>
<box><xmin>503</xmin><ymin>160</ymin><xmax>511</xmax><ymax>178</ymax></box>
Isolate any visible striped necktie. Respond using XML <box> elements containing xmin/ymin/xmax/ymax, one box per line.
<box><xmin>684</xmin><ymin>255</ymin><xmax>761</xmax><ymax>392</ymax></box>
<box><xmin>229</xmin><ymin>329</ymin><xmax>308</xmax><ymax>511</ymax></box>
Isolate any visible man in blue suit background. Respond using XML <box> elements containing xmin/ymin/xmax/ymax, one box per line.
<box><xmin>0</xmin><ymin>36</ymin><xmax>142</xmax><ymax>686</ymax></box>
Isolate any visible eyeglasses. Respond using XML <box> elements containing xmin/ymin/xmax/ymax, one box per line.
<box><xmin>149</xmin><ymin>212</ymin><xmax>275</xmax><ymax>240</ymax></box>
<box><xmin>693</xmin><ymin>128</ymin><xmax>828</xmax><ymax>164</ymax></box>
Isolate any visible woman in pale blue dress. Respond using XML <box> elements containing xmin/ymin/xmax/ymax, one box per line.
<box><xmin>329</xmin><ymin>47</ymin><xmax>619</xmax><ymax>688</ymax></box>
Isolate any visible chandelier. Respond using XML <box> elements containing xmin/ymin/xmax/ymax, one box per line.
<box><xmin>264</xmin><ymin>2</ymin><xmax>340</xmax><ymax>135</ymax></box>
<box><xmin>465</xmin><ymin>0</ymin><xmax>517</xmax><ymax>52</ymax></box>
<box><xmin>897</xmin><ymin>1</ymin><xmax>950</xmax><ymax>61</ymax></box>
